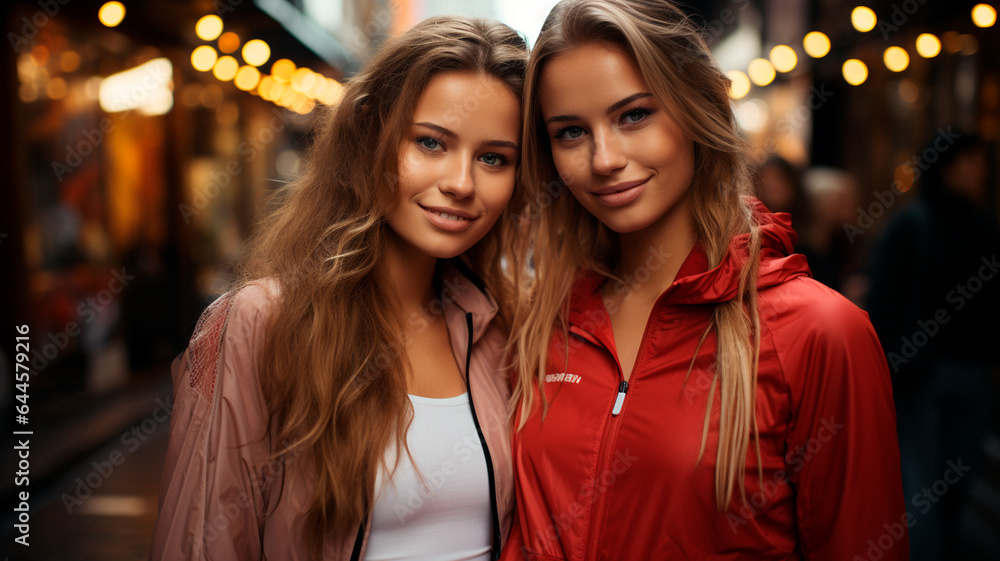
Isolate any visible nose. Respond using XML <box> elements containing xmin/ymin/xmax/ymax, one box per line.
<box><xmin>439</xmin><ymin>155</ymin><xmax>475</xmax><ymax>199</ymax></box>
<box><xmin>591</xmin><ymin>128</ymin><xmax>627</xmax><ymax>176</ymax></box>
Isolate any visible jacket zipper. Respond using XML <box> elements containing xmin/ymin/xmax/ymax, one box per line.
<box><xmin>349</xmin><ymin>517</ymin><xmax>365</xmax><ymax>561</ymax></box>
<box><xmin>464</xmin><ymin>312</ymin><xmax>502</xmax><ymax>560</ymax></box>
<box><xmin>582</xmin><ymin>310</ymin><xmax>661</xmax><ymax>560</ymax></box>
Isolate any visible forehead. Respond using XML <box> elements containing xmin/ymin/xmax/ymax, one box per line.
<box><xmin>411</xmin><ymin>71</ymin><xmax>521</xmax><ymax>139</ymax></box>
<box><xmin>538</xmin><ymin>42</ymin><xmax>650</xmax><ymax>114</ymax></box>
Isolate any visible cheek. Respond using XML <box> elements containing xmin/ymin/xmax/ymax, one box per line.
<box><xmin>480</xmin><ymin>172</ymin><xmax>516</xmax><ymax>216</ymax></box>
<box><xmin>550</xmin><ymin>146</ymin><xmax>588</xmax><ymax>187</ymax></box>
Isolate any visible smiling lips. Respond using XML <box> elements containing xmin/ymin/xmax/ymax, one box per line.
<box><xmin>591</xmin><ymin>176</ymin><xmax>651</xmax><ymax>207</ymax></box>
<box><xmin>420</xmin><ymin>205</ymin><xmax>478</xmax><ymax>232</ymax></box>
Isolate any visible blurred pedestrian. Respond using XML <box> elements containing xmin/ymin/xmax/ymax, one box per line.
<box><xmin>867</xmin><ymin>131</ymin><xmax>1000</xmax><ymax>561</ymax></box>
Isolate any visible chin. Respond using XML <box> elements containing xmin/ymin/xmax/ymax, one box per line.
<box><xmin>413</xmin><ymin>238</ymin><xmax>475</xmax><ymax>260</ymax></box>
<box><xmin>590</xmin><ymin>209</ymin><xmax>657</xmax><ymax>235</ymax></box>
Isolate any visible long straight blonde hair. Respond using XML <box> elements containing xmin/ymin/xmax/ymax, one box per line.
<box><xmin>235</xmin><ymin>17</ymin><xmax>527</xmax><ymax>557</ymax></box>
<box><xmin>509</xmin><ymin>0</ymin><xmax>763</xmax><ymax>510</ymax></box>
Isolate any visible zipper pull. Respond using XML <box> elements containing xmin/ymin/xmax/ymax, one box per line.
<box><xmin>611</xmin><ymin>380</ymin><xmax>629</xmax><ymax>416</ymax></box>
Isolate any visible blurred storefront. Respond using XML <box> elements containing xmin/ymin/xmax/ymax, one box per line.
<box><xmin>1</xmin><ymin>0</ymin><xmax>393</xmax><ymax>463</ymax></box>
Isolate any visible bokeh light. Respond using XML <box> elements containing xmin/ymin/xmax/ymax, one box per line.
<box><xmin>191</xmin><ymin>45</ymin><xmax>218</xmax><ymax>72</ymax></box>
<box><xmin>972</xmin><ymin>4</ymin><xmax>997</xmax><ymax>27</ymax></box>
<box><xmin>212</xmin><ymin>56</ymin><xmax>239</xmax><ymax>81</ymax></box>
<box><xmin>235</xmin><ymin>66</ymin><xmax>261</xmax><ymax>91</ymax></box>
<box><xmin>842</xmin><ymin>59</ymin><xmax>868</xmax><ymax>85</ymax></box>
<box><xmin>727</xmin><ymin>70</ymin><xmax>751</xmax><ymax>99</ymax></box>
<box><xmin>748</xmin><ymin>58</ymin><xmax>776</xmax><ymax>86</ymax></box>
<box><xmin>196</xmin><ymin>15</ymin><xmax>223</xmax><ymax>41</ymax></box>
<box><xmin>803</xmin><ymin>32</ymin><xmax>831</xmax><ymax>58</ymax></box>
<box><xmin>271</xmin><ymin>59</ymin><xmax>296</xmax><ymax>83</ymax></box>
<box><xmin>851</xmin><ymin>6</ymin><xmax>877</xmax><ymax>32</ymax></box>
<box><xmin>915</xmin><ymin>34</ymin><xmax>941</xmax><ymax>58</ymax></box>
<box><xmin>242</xmin><ymin>40</ymin><xmax>271</xmax><ymax>67</ymax></box>
<box><xmin>99</xmin><ymin>2</ymin><xmax>125</xmax><ymax>27</ymax></box>
<box><xmin>770</xmin><ymin>45</ymin><xmax>797</xmax><ymax>73</ymax></box>
<box><xmin>218</xmin><ymin>32</ymin><xmax>240</xmax><ymax>54</ymax></box>
<box><xmin>883</xmin><ymin>47</ymin><xmax>909</xmax><ymax>72</ymax></box>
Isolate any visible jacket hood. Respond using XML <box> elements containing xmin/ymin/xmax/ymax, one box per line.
<box><xmin>569</xmin><ymin>198</ymin><xmax>812</xmax><ymax>316</ymax></box>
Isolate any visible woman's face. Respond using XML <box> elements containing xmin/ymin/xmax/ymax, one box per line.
<box><xmin>538</xmin><ymin>42</ymin><xmax>695</xmax><ymax>234</ymax></box>
<box><xmin>387</xmin><ymin>71</ymin><xmax>520</xmax><ymax>259</ymax></box>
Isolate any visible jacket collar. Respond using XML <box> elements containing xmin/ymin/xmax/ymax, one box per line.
<box><xmin>568</xmin><ymin>199</ymin><xmax>812</xmax><ymax>327</ymax></box>
<box><xmin>439</xmin><ymin>257</ymin><xmax>499</xmax><ymax>345</ymax></box>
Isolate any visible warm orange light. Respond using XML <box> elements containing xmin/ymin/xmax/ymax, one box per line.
<box><xmin>271</xmin><ymin>58</ymin><xmax>296</xmax><ymax>83</ymax></box>
<box><xmin>191</xmin><ymin>45</ymin><xmax>218</xmax><ymax>72</ymax></box>
<box><xmin>748</xmin><ymin>58</ymin><xmax>776</xmax><ymax>86</ymax></box>
<box><xmin>242</xmin><ymin>40</ymin><xmax>271</xmax><ymax>66</ymax></box>
<box><xmin>851</xmin><ymin>6</ymin><xmax>877</xmax><ymax>32</ymax></box>
<box><xmin>727</xmin><ymin>70</ymin><xmax>751</xmax><ymax>99</ymax></box>
<box><xmin>99</xmin><ymin>2</ymin><xmax>125</xmax><ymax>27</ymax></box>
<box><xmin>235</xmin><ymin>66</ymin><xmax>261</xmax><ymax>90</ymax></box>
<box><xmin>195</xmin><ymin>15</ymin><xmax>223</xmax><ymax>41</ymax></box>
<box><xmin>803</xmin><ymin>31</ymin><xmax>831</xmax><ymax>58</ymax></box>
<box><xmin>972</xmin><ymin>4</ymin><xmax>997</xmax><ymax>27</ymax></box>
<box><xmin>212</xmin><ymin>56</ymin><xmax>238</xmax><ymax>81</ymax></box>
<box><xmin>883</xmin><ymin>46</ymin><xmax>909</xmax><ymax>72</ymax></box>
<box><xmin>770</xmin><ymin>45</ymin><xmax>798</xmax><ymax>73</ymax></box>
<box><xmin>842</xmin><ymin>59</ymin><xmax>868</xmax><ymax>85</ymax></box>
<box><xmin>218</xmin><ymin>32</ymin><xmax>240</xmax><ymax>54</ymax></box>
<box><xmin>915</xmin><ymin>34</ymin><xmax>941</xmax><ymax>58</ymax></box>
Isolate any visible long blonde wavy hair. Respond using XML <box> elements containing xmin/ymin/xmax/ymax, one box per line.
<box><xmin>509</xmin><ymin>0</ymin><xmax>763</xmax><ymax>510</ymax></box>
<box><xmin>234</xmin><ymin>17</ymin><xmax>526</xmax><ymax>556</ymax></box>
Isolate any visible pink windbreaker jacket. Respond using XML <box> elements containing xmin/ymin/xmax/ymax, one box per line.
<box><xmin>150</xmin><ymin>259</ymin><xmax>514</xmax><ymax>560</ymax></box>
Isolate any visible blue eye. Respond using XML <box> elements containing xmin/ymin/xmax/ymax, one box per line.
<box><xmin>417</xmin><ymin>136</ymin><xmax>443</xmax><ymax>151</ymax></box>
<box><xmin>479</xmin><ymin>153</ymin><xmax>509</xmax><ymax>168</ymax></box>
<box><xmin>555</xmin><ymin>126</ymin><xmax>586</xmax><ymax>140</ymax></box>
<box><xmin>621</xmin><ymin>108</ymin><xmax>653</xmax><ymax>124</ymax></box>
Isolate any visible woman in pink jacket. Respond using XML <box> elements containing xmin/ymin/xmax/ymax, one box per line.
<box><xmin>151</xmin><ymin>17</ymin><xmax>526</xmax><ymax>560</ymax></box>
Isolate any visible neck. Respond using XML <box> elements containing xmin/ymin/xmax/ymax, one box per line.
<box><xmin>613</xmin><ymin>194</ymin><xmax>697</xmax><ymax>300</ymax></box>
<box><xmin>385</xmin><ymin>231</ymin><xmax>439</xmax><ymax>319</ymax></box>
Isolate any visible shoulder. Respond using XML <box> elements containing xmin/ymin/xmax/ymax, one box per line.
<box><xmin>224</xmin><ymin>279</ymin><xmax>282</xmax><ymax>340</ymax></box>
<box><xmin>182</xmin><ymin>278</ymin><xmax>282</xmax><ymax>402</ymax></box>
<box><xmin>758</xmin><ymin>276</ymin><xmax>877</xmax><ymax>357</ymax></box>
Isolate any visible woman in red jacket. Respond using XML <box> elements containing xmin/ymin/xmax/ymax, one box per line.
<box><xmin>502</xmin><ymin>1</ymin><xmax>907</xmax><ymax>559</ymax></box>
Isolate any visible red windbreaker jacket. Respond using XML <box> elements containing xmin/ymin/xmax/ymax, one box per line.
<box><xmin>503</xmin><ymin>206</ymin><xmax>908</xmax><ymax>561</ymax></box>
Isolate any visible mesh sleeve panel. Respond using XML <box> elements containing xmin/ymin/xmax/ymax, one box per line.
<box><xmin>186</xmin><ymin>291</ymin><xmax>237</xmax><ymax>402</ymax></box>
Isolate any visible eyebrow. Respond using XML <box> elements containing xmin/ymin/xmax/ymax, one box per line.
<box><xmin>415</xmin><ymin>122</ymin><xmax>518</xmax><ymax>150</ymax></box>
<box><xmin>544</xmin><ymin>92</ymin><xmax>654</xmax><ymax>125</ymax></box>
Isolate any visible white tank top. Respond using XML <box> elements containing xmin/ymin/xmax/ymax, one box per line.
<box><xmin>363</xmin><ymin>392</ymin><xmax>492</xmax><ymax>561</ymax></box>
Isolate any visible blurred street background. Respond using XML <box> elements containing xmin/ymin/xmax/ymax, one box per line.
<box><xmin>1</xmin><ymin>0</ymin><xmax>999</xmax><ymax>559</ymax></box>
